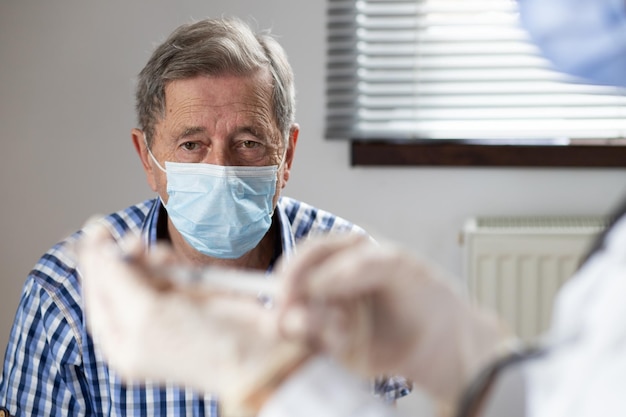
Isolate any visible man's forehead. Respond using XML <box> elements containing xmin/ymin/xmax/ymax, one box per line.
<box><xmin>159</xmin><ymin>73</ymin><xmax>272</xmax><ymax>119</ymax></box>
<box><xmin>153</xmin><ymin>73</ymin><xmax>282</xmax><ymax>144</ymax></box>
<box><xmin>164</xmin><ymin>70</ymin><xmax>272</xmax><ymax>100</ymax></box>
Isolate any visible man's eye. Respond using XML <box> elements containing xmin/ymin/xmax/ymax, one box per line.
<box><xmin>242</xmin><ymin>140</ymin><xmax>261</xmax><ymax>149</ymax></box>
<box><xmin>181</xmin><ymin>142</ymin><xmax>198</xmax><ymax>151</ymax></box>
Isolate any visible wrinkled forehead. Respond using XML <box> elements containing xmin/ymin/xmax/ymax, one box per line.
<box><xmin>164</xmin><ymin>70</ymin><xmax>272</xmax><ymax>107</ymax></box>
<box><xmin>159</xmin><ymin>70</ymin><xmax>283</xmax><ymax>146</ymax></box>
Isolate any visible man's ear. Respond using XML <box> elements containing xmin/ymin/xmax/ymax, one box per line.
<box><xmin>281</xmin><ymin>124</ymin><xmax>299</xmax><ymax>187</ymax></box>
<box><xmin>131</xmin><ymin>128</ymin><xmax>158</xmax><ymax>192</ymax></box>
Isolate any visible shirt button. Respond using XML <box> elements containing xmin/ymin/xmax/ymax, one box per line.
<box><xmin>0</xmin><ymin>407</ymin><xmax>9</xmax><ymax>417</ymax></box>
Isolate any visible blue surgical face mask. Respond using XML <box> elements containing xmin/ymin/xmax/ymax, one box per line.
<box><xmin>146</xmin><ymin>140</ymin><xmax>282</xmax><ymax>259</ymax></box>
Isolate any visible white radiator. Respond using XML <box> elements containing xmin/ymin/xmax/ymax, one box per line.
<box><xmin>461</xmin><ymin>216</ymin><xmax>608</xmax><ymax>343</ymax></box>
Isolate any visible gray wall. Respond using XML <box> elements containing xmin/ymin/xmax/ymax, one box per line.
<box><xmin>1</xmin><ymin>1</ymin><xmax>625</xmax><ymax>411</ymax></box>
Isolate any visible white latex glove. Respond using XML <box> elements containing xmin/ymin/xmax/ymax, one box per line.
<box><xmin>277</xmin><ymin>234</ymin><xmax>512</xmax><ymax>406</ymax></box>
<box><xmin>78</xmin><ymin>223</ymin><xmax>310</xmax><ymax>417</ymax></box>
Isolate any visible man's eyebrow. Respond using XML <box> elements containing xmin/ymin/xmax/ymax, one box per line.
<box><xmin>239</xmin><ymin>126</ymin><xmax>262</xmax><ymax>137</ymax></box>
<box><xmin>176</xmin><ymin>126</ymin><xmax>206</xmax><ymax>140</ymax></box>
<box><xmin>238</xmin><ymin>123</ymin><xmax>278</xmax><ymax>141</ymax></box>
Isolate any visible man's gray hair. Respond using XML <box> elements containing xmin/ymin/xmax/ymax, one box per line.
<box><xmin>136</xmin><ymin>17</ymin><xmax>295</xmax><ymax>146</ymax></box>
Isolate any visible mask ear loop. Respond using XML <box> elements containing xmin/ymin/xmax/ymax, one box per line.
<box><xmin>270</xmin><ymin>145</ymin><xmax>290</xmax><ymax>218</ymax></box>
<box><xmin>277</xmin><ymin>147</ymin><xmax>288</xmax><ymax>172</ymax></box>
<box><xmin>144</xmin><ymin>133</ymin><xmax>168</xmax><ymax>210</ymax></box>
<box><xmin>144</xmin><ymin>133</ymin><xmax>167</xmax><ymax>173</ymax></box>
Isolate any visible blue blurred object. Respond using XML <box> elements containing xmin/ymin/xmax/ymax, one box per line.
<box><xmin>518</xmin><ymin>0</ymin><xmax>626</xmax><ymax>88</ymax></box>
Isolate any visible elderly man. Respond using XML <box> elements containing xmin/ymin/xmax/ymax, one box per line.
<box><xmin>0</xmin><ymin>17</ymin><xmax>408</xmax><ymax>416</ymax></box>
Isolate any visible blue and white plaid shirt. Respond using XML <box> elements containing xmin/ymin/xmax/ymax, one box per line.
<box><xmin>0</xmin><ymin>196</ymin><xmax>410</xmax><ymax>416</ymax></box>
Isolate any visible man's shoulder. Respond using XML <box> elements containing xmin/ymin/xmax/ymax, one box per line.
<box><xmin>31</xmin><ymin>199</ymin><xmax>156</xmax><ymax>291</ymax></box>
<box><xmin>97</xmin><ymin>199</ymin><xmax>156</xmax><ymax>240</ymax></box>
<box><xmin>279</xmin><ymin>196</ymin><xmax>367</xmax><ymax>239</ymax></box>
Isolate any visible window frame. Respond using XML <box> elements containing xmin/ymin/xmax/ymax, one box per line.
<box><xmin>351</xmin><ymin>140</ymin><xmax>626</xmax><ymax>167</ymax></box>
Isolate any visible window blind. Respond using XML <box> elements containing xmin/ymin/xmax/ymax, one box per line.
<box><xmin>326</xmin><ymin>0</ymin><xmax>626</xmax><ymax>141</ymax></box>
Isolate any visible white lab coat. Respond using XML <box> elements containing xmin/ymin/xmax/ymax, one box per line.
<box><xmin>523</xmin><ymin>214</ymin><xmax>626</xmax><ymax>416</ymax></box>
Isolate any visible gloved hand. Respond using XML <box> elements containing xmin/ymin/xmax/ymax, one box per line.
<box><xmin>78</xmin><ymin>223</ymin><xmax>310</xmax><ymax>417</ymax></box>
<box><xmin>277</xmin><ymin>234</ymin><xmax>513</xmax><ymax>405</ymax></box>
